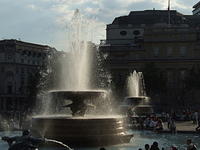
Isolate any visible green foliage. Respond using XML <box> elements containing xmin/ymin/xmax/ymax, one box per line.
<box><xmin>27</xmin><ymin>49</ymin><xmax>61</xmax><ymax>96</ymax></box>
<box><xmin>95</xmin><ymin>49</ymin><xmax>111</xmax><ymax>89</ymax></box>
<box><xmin>38</xmin><ymin>50</ymin><xmax>62</xmax><ymax>92</ymax></box>
<box><xmin>27</xmin><ymin>68</ymin><xmax>41</xmax><ymax>97</ymax></box>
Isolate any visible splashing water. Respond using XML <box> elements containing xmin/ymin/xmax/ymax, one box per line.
<box><xmin>58</xmin><ymin>9</ymin><xmax>93</xmax><ymax>90</ymax></box>
<box><xmin>127</xmin><ymin>71</ymin><xmax>146</xmax><ymax>97</ymax></box>
<box><xmin>46</xmin><ymin>139</ymin><xmax>73</xmax><ymax>150</ymax></box>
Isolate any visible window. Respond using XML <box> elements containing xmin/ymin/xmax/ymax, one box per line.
<box><xmin>1</xmin><ymin>66</ymin><xmax>4</xmax><ymax>73</ymax></box>
<box><xmin>135</xmin><ymin>54</ymin><xmax>139</xmax><ymax>59</ymax></box>
<box><xmin>22</xmin><ymin>51</ymin><xmax>26</xmax><ymax>55</ymax></box>
<box><xmin>21</xmin><ymin>68</ymin><xmax>24</xmax><ymax>74</ymax></box>
<box><xmin>21</xmin><ymin>59</ymin><xmax>24</xmax><ymax>63</ymax></box>
<box><xmin>167</xmin><ymin>47</ymin><xmax>173</xmax><ymax>57</ymax></box>
<box><xmin>180</xmin><ymin>46</ymin><xmax>186</xmax><ymax>56</ymax></box>
<box><xmin>153</xmin><ymin>47</ymin><xmax>159</xmax><ymax>57</ymax></box>
<box><xmin>167</xmin><ymin>70</ymin><xmax>173</xmax><ymax>87</ymax></box>
<box><xmin>28</xmin><ymin>51</ymin><xmax>31</xmax><ymax>56</ymax></box>
<box><xmin>180</xmin><ymin>70</ymin><xmax>186</xmax><ymax>80</ymax></box>
<box><xmin>120</xmin><ymin>31</ymin><xmax>127</xmax><ymax>36</ymax></box>
<box><xmin>7</xmin><ymin>54</ymin><xmax>12</xmax><ymax>60</ymax></box>
<box><xmin>33</xmin><ymin>52</ymin><xmax>36</xmax><ymax>57</ymax></box>
<box><xmin>7</xmin><ymin>85</ymin><xmax>12</xmax><ymax>94</ymax></box>
<box><xmin>133</xmin><ymin>30</ymin><xmax>140</xmax><ymax>36</ymax></box>
<box><xmin>16</xmin><ymin>67</ymin><xmax>19</xmax><ymax>74</ymax></box>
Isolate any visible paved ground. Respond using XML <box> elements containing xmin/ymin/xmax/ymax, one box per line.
<box><xmin>163</xmin><ymin>121</ymin><xmax>198</xmax><ymax>133</ymax></box>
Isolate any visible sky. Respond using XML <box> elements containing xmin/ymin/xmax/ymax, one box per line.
<box><xmin>0</xmin><ymin>0</ymin><xmax>199</xmax><ymax>51</ymax></box>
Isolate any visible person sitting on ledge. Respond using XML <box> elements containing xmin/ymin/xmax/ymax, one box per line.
<box><xmin>2</xmin><ymin>129</ymin><xmax>46</xmax><ymax>150</ymax></box>
<box><xmin>155</xmin><ymin>119</ymin><xmax>164</xmax><ymax>131</ymax></box>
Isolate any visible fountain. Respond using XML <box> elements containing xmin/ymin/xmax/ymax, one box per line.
<box><xmin>121</xmin><ymin>71</ymin><xmax>153</xmax><ymax>116</ymax></box>
<box><xmin>31</xmin><ymin>90</ymin><xmax>133</xmax><ymax>146</ymax></box>
<box><xmin>31</xmin><ymin>9</ymin><xmax>133</xmax><ymax>147</ymax></box>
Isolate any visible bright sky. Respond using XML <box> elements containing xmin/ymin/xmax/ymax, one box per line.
<box><xmin>0</xmin><ymin>0</ymin><xmax>198</xmax><ymax>51</ymax></box>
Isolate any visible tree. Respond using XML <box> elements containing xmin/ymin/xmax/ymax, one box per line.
<box><xmin>94</xmin><ymin>47</ymin><xmax>112</xmax><ymax>89</ymax></box>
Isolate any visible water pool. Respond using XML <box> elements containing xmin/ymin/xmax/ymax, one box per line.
<box><xmin>0</xmin><ymin>130</ymin><xmax>199</xmax><ymax>150</ymax></box>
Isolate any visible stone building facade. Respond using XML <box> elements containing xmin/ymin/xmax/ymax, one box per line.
<box><xmin>99</xmin><ymin>10</ymin><xmax>200</xmax><ymax>108</ymax></box>
<box><xmin>193</xmin><ymin>1</ymin><xmax>200</xmax><ymax>15</ymax></box>
<box><xmin>0</xmin><ymin>39</ymin><xmax>53</xmax><ymax>116</ymax></box>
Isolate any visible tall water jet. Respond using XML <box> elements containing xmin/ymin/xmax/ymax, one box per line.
<box><xmin>127</xmin><ymin>70</ymin><xmax>146</xmax><ymax>97</ymax></box>
<box><xmin>59</xmin><ymin>9</ymin><xmax>92</xmax><ymax>90</ymax></box>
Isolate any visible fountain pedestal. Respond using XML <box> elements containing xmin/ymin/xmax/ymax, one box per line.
<box><xmin>120</xmin><ymin>96</ymin><xmax>153</xmax><ymax>116</ymax></box>
<box><xmin>32</xmin><ymin>115</ymin><xmax>132</xmax><ymax>146</ymax></box>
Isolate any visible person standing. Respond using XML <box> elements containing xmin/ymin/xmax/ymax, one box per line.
<box><xmin>194</xmin><ymin>111</ymin><xmax>198</xmax><ymax>125</ymax></box>
<box><xmin>186</xmin><ymin>139</ymin><xmax>197</xmax><ymax>150</ymax></box>
<box><xmin>150</xmin><ymin>141</ymin><xmax>160</xmax><ymax>150</ymax></box>
<box><xmin>145</xmin><ymin>144</ymin><xmax>150</xmax><ymax>150</ymax></box>
<box><xmin>169</xmin><ymin>118</ymin><xmax>176</xmax><ymax>134</ymax></box>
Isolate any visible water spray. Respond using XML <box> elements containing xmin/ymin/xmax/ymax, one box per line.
<box><xmin>45</xmin><ymin>138</ymin><xmax>73</xmax><ymax>150</ymax></box>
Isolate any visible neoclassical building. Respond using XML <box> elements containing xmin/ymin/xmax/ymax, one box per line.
<box><xmin>0</xmin><ymin>39</ymin><xmax>54</xmax><ymax>116</ymax></box>
<box><xmin>100</xmin><ymin>10</ymin><xmax>200</xmax><ymax>107</ymax></box>
<box><xmin>193</xmin><ymin>1</ymin><xmax>200</xmax><ymax>15</ymax></box>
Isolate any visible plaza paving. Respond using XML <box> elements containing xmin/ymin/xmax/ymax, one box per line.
<box><xmin>162</xmin><ymin>121</ymin><xmax>198</xmax><ymax>133</ymax></box>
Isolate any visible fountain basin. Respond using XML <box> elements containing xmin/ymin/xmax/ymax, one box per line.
<box><xmin>31</xmin><ymin>115</ymin><xmax>133</xmax><ymax>146</ymax></box>
<box><xmin>49</xmin><ymin>90</ymin><xmax>107</xmax><ymax>116</ymax></box>
<box><xmin>50</xmin><ymin>90</ymin><xmax>106</xmax><ymax>100</ymax></box>
<box><xmin>124</xmin><ymin>96</ymin><xmax>149</xmax><ymax>106</ymax></box>
<box><xmin>120</xmin><ymin>96</ymin><xmax>152</xmax><ymax>116</ymax></box>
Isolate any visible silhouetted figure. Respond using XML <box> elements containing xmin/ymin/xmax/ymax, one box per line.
<box><xmin>171</xmin><ymin>145</ymin><xmax>178</xmax><ymax>150</ymax></box>
<box><xmin>150</xmin><ymin>141</ymin><xmax>160</xmax><ymax>150</ymax></box>
<box><xmin>2</xmin><ymin>129</ymin><xmax>45</xmax><ymax>150</ymax></box>
<box><xmin>186</xmin><ymin>139</ymin><xmax>197</xmax><ymax>150</ymax></box>
<box><xmin>195</xmin><ymin>115</ymin><xmax>200</xmax><ymax>132</ymax></box>
<box><xmin>155</xmin><ymin>119</ymin><xmax>163</xmax><ymax>131</ymax></box>
<box><xmin>169</xmin><ymin>118</ymin><xmax>176</xmax><ymax>134</ymax></box>
<box><xmin>145</xmin><ymin>144</ymin><xmax>150</xmax><ymax>150</ymax></box>
<box><xmin>99</xmin><ymin>147</ymin><xmax>106</xmax><ymax>150</ymax></box>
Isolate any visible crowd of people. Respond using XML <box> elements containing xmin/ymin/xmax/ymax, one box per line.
<box><xmin>139</xmin><ymin>116</ymin><xmax>164</xmax><ymax>131</ymax></box>
<box><xmin>136</xmin><ymin>139</ymin><xmax>197</xmax><ymax>150</ymax></box>
<box><xmin>128</xmin><ymin>109</ymin><xmax>200</xmax><ymax>134</ymax></box>
<box><xmin>132</xmin><ymin>115</ymin><xmax>176</xmax><ymax>133</ymax></box>
<box><xmin>99</xmin><ymin>139</ymin><xmax>197</xmax><ymax>150</ymax></box>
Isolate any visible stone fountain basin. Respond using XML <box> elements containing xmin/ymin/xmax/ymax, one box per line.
<box><xmin>49</xmin><ymin>90</ymin><xmax>106</xmax><ymax>100</ymax></box>
<box><xmin>31</xmin><ymin>115</ymin><xmax>133</xmax><ymax>146</ymax></box>
<box><xmin>124</xmin><ymin>96</ymin><xmax>150</xmax><ymax>105</ymax></box>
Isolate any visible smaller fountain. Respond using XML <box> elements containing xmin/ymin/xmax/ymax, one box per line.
<box><xmin>121</xmin><ymin>71</ymin><xmax>153</xmax><ymax>117</ymax></box>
